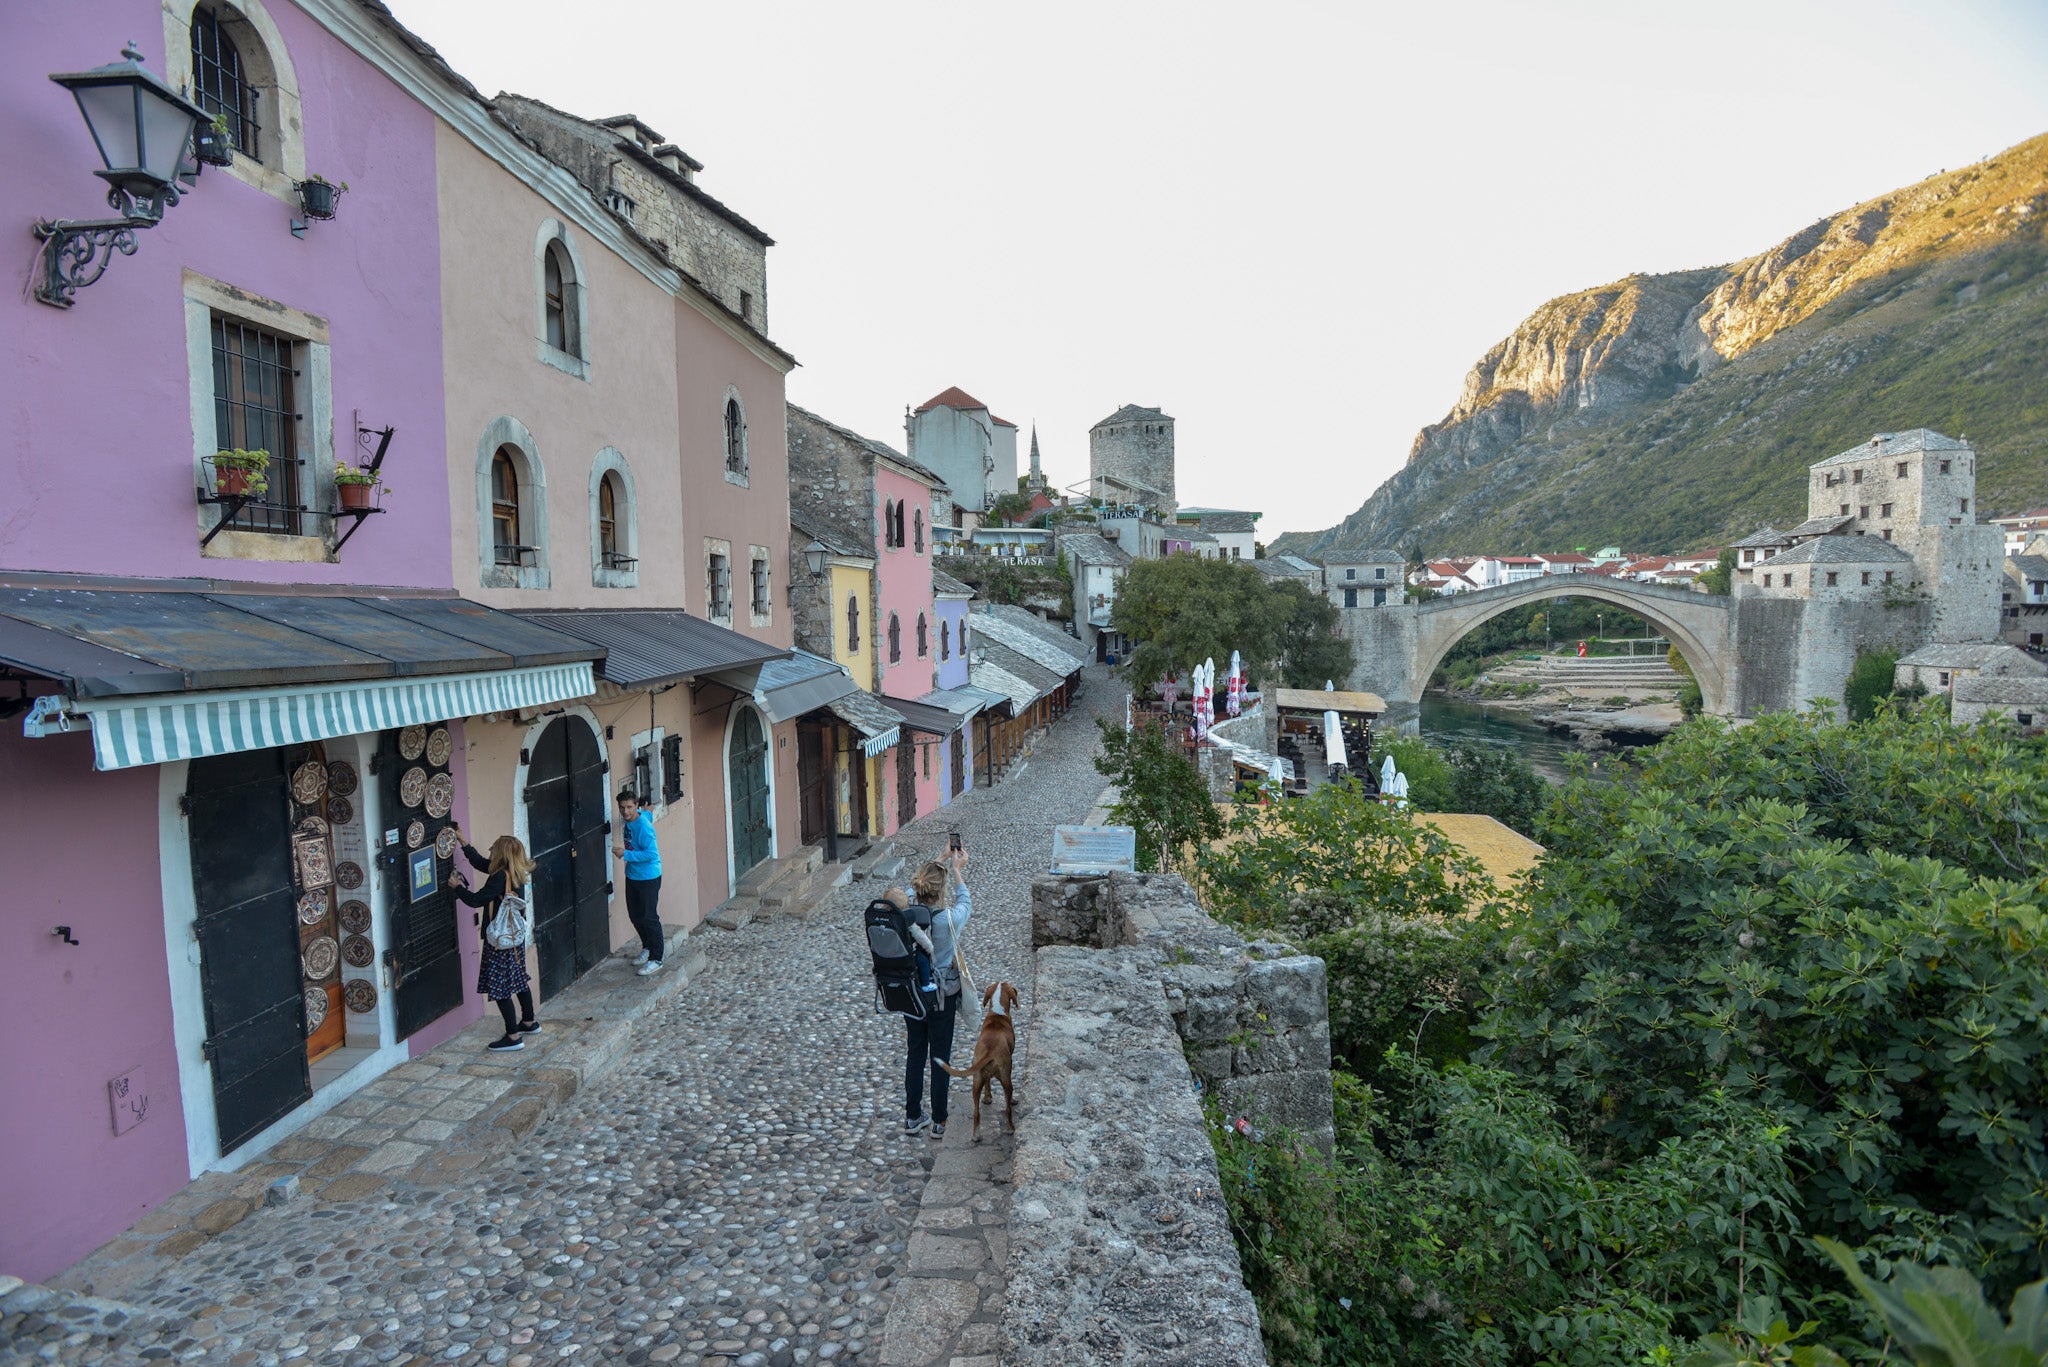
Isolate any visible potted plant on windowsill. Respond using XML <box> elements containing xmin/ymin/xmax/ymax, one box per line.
<box><xmin>334</xmin><ymin>464</ymin><xmax>382</xmax><ymax>511</ymax></box>
<box><xmin>211</xmin><ymin>448</ymin><xmax>270</xmax><ymax>499</ymax></box>
<box><xmin>297</xmin><ymin>174</ymin><xmax>347</xmax><ymax>220</ymax></box>
<box><xmin>194</xmin><ymin>115</ymin><xmax>235</xmax><ymax>167</ymax></box>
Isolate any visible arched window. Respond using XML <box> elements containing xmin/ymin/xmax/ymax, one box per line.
<box><xmin>543</xmin><ymin>243</ymin><xmax>577</xmax><ymax>356</ymax></box>
<box><xmin>191</xmin><ymin>5</ymin><xmax>261</xmax><ymax>159</ymax></box>
<box><xmin>887</xmin><ymin>613</ymin><xmax>901</xmax><ymax>664</ymax></box>
<box><xmin>883</xmin><ymin>499</ymin><xmax>896</xmax><ymax>548</ymax></box>
<box><xmin>940</xmin><ymin>620</ymin><xmax>951</xmax><ymax>660</ymax></box>
<box><xmin>914</xmin><ymin>507</ymin><xmax>924</xmax><ymax>553</ymax></box>
<box><xmin>491</xmin><ymin>448</ymin><xmax>522</xmax><ymax>565</ymax></box>
<box><xmin>895</xmin><ymin>502</ymin><xmax>907</xmax><ymax>548</ymax></box>
<box><xmin>598</xmin><ymin>474</ymin><xmax>619</xmax><ymax>561</ymax></box>
<box><xmin>916</xmin><ymin>614</ymin><xmax>928</xmax><ymax>658</ymax></box>
<box><xmin>846</xmin><ymin>595</ymin><xmax>861</xmax><ymax>653</ymax></box>
<box><xmin>724</xmin><ymin>396</ymin><xmax>747</xmax><ymax>476</ymax></box>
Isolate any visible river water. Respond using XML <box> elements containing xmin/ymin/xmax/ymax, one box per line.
<box><xmin>1392</xmin><ymin>695</ymin><xmax>1640</xmax><ymax>785</ymax></box>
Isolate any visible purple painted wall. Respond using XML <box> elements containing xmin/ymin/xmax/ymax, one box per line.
<box><xmin>0</xmin><ymin>706</ymin><xmax>187</xmax><ymax>1282</ymax></box>
<box><xmin>0</xmin><ymin>3</ymin><xmax>448</xmax><ymax>586</ymax></box>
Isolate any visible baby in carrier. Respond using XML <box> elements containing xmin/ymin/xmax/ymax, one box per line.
<box><xmin>885</xmin><ymin>887</ymin><xmax>940</xmax><ymax>996</ymax></box>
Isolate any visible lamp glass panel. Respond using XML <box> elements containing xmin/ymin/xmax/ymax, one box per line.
<box><xmin>73</xmin><ymin>82</ymin><xmax>140</xmax><ymax>170</ymax></box>
<box><xmin>137</xmin><ymin>82</ymin><xmax>197</xmax><ymax>180</ymax></box>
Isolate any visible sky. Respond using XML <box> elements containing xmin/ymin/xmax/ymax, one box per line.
<box><xmin>398</xmin><ymin>0</ymin><xmax>2048</xmax><ymax>539</ymax></box>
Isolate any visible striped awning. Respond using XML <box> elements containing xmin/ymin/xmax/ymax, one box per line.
<box><xmin>29</xmin><ymin>661</ymin><xmax>595</xmax><ymax>772</ymax></box>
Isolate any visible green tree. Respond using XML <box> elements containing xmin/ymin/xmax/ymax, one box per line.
<box><xmin>1111</xmin><ymin>555</ymin><xmax>1281</xmax><ymax>687</ymax></box>
<box><xmin>1699</xmin><ymin>547</ymin><xmax>1738</xmax><ymax>596</ymax></box>
<box><xmin>1270</xmin><ymin>580</ymin><xmax>1356</xmax><ymax>688</ymax></box>
<box><xmin>1842</xmin><ymin>649</ymin><xmax>1898</xmax><ymax>721</ymax></box>
<box><xmin>987</xmin><ymin>492</ymin><xmax>1034</xmax><ymax>526</ymax></box>
<box><xmin>1092</xmin><ymin>718</ymin><xmax>1223</xmax><ymax>872</ymax></box>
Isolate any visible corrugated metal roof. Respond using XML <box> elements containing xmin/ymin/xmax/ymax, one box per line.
<box><xmin>0</xmin><ymin>584</ymin><xmax>600</xmax><ymax>698</ymax></box>
<box><xmin>712</xmin><ymin>649</ymin><xmax>856</xmax><ymax>722</ymax></box>
<box><xmin>887</xmin><ymin>695</ymin><xmax>967</xmax><ymax>735</ymax></box>
<box><xmin>919</xmin><ymin>685</ymin><xmax>996</xmax><ymax>718</ymax></box>
<box><xmin>516</xmin><ymin>609</ymin><xmax>786</xmax><ymax>689</ymax></box>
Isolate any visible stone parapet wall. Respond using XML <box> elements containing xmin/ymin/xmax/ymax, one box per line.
<box><xmin>1001</xmin><ymin>872</ymin><xmax>1336</xmax><ymax>1364</ymax></box>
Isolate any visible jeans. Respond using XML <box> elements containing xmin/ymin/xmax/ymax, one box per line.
<box><xmin>494</xmin><ymin>990</ymin><xmax>535</xmax><ymax>1034</ymax></box>
<box><xmin>904</xmin><ymin>993</ymin><xmax>958</xmax><ymax>1123</ymax></box>
<box><xmin>625</xmin><ymin>876</ymin><xmax>663</xmax><ymax>961</ymax></box>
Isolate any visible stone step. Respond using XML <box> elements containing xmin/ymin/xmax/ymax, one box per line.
<box><xmin>735</xmin><ymin>859</ymin><xmax>783</xmax><ymax>896</ymax></box>
<box><xmin>756</xmin><ymin>860</ymin><xmax>818</xmax><ymax>908</ymax></box>
<box><xmin>850</xmin><ymin>841</ymin><xmax>898</xmax><ymax>876</ymax></box>
<box><xmin>863</xmin><ymin>855</ymin><xmax>906</xmax><ymax>882</ymax></box>
<box><xmin>704</xmin><ymin>895</ymin><xmax>757</xmax><ymax>931</ymax></box>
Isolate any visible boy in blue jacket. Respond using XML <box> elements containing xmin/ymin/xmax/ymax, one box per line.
<box><xmin>614</xmin><ymin>788</ymin><xmax>664</xmax><ymax>975</ymax></box>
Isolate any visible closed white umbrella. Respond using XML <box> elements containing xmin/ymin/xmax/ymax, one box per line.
<box><xmin>1392</xmin><ymin>772</ymin><xmax>1409</xmax><ymax>804</ymax></box>
<box><xmin>1380</xmin><ymin>753</ymin><xmax>1396</xmax><ymax>792</ymax></box>
<box><xmin>1323</xmin><ymin>709</ymin><xmax>1345</xmax><ymax>768</ymax></box>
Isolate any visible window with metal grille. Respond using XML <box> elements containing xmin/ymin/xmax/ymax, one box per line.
<box><xmin>916</xmin><ymin>613</ymin><xmax>928</xmax><ymax>657</ymax></box>
<box><xmin>709</xmin><ymin>552</ymin><xmax>731</xmax><ymax>618</ymax></box>
<box><xmin>191</xmin><ymin>6</ymin><xmax>261</xmax><ymax>161</ymax></box>
<box><xmin>598</xmin><ymin>475</ymin><xmax>618</xmax><ymax>561</ymax></box>
<box><xmin>543</xmin><ymin>243</ymin><xmax>577</xmax><ymax>356</ymax></box>
<box><xmin>211</xmin><ymin>315</ymin><xmax>300</xmax><ymax>533</ymax></box>
<box><xmin>662</xmin><ymin>734</ymin><xmax>684</xmax><ymax>804</ymax></box>
<box><xmin>631</xmin><ymin>741</ymin><xmax>655</xmax><ymax>803</ymax></box>
<box><xmin>751</xmin><ymin>557</ymin><xmax>770</xmax><ymax>616</ymax></box>
<box><xmin>847</xmin><ymin>595</ymin><xmax>860</xmax><ymax>653</ymax></box>
<box><xmin>888</xmin><ymin>613</ymin><xmax>901</xmax><ymax>664</ymax></box>
<box><xmin>724</xmin><ymin>398</ymin><xmax>746</xmax><ymax>475</ymax></box>
<box><xmin>1343</xmin><ymin>587</ymin><xmax>1357</xmax><ymax>608</ymax></box>
<box><xmin>491</xmin><ymin>448</ymin><xmax>526</xmax><ymax>565</ymax></box>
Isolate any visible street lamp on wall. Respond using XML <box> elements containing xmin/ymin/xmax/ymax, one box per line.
<box><xmin>33</xmin><ymin>44</ymin><xmax>207</xmax><ymax>308</ymax></box>
<box><xmin>802</xmin><ymin>540</ymin><xmax>828</xmax><ymax>577</ymax></box>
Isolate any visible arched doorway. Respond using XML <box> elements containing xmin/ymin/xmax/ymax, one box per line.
<box><xmin>524</xmin><ymin>716</ymin><xmax>609</xmax><ymax>1001</ymax></box>
<box><xmin>728</xmin><ymin>705</ymin><xmax>773</xmax><ymax>881</ymax></box>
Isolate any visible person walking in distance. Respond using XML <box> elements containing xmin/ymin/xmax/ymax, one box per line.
<box><xmin>447</xmin><ymin>827</ymin><xmax>539</xmax><ymax>1051</ymax></box>
<box><xmin>614</xmin><ymin>788</ymin><xmax>664</xmax><ymax>976</ymax></box>
<box><xmin>903</xmin><ymin>847</ymin><xmax>972</xmax><ymax>1139</ymax></box>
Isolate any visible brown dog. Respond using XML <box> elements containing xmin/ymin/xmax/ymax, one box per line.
<box><xmin>937</xmin><ymin>981</ymin><xmax>1019</xmax><ymax>1141</ymax></box>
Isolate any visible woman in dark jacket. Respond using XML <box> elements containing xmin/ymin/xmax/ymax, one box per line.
<box><xmin>448</xmin><ymin>827</ymin><xmax>540</xmax><ymax>1051</ymax></box>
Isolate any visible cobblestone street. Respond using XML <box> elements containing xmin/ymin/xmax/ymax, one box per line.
<box><xmin>5</xmin><ymin>669</ymin><xmax>1120</xmax><ymax>1367</ymax></box>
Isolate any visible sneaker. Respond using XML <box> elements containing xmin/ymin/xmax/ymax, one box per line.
<box><xmin>517</xmin><ymin>1019</ymin><xmax>542</xmax><ymax>1034</ymax></box>
<box><xmin>633</xmin><ymin>949</ymin><xmax>651</xmax><ymax>967</ymax></box>
<box><xmin>904</xmin><ymin>1115</ymin><xmax>928</xmax><ymax>1136</ymax></box>
<box><xmin>487</xmin><ymin>1035</ymin><xmax>525</xmax><ymax>1052</ymax></box>
<box><xmin>930</xmin><ymin>1122</ymin><xmax>946</xmax><ymax>1140</ymax></box>
<box><xmin>636</xmin><ymin>960</ymin><xmax>663</xmax><ymax>977</ymax></box>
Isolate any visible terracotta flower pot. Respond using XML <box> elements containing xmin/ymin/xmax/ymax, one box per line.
<box><xmin>337</xmin><ymin>481</ymin><xmax>374</xmax><ymax>511</ymax></box>
<box><xmin>218</xmin><ymin>465</ymin><xmax>255</xmax><ymax>497</ymax></box>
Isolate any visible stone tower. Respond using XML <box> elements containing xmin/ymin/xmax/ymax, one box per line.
<box><xmin>1089</xmin><ymin>404</ymin><xmax>1175</xmax><ymax>514</ymax></box>
<box><xmin>1026</xmin><ymin>424</ymin><xmax>1047</xmax><ymax>492</ymax></box>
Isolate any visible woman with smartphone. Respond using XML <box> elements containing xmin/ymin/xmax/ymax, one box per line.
<box><xmin>901</xmin><ymin>844</ymin><xmax>971</xmax><ymax>1139</ymax></box>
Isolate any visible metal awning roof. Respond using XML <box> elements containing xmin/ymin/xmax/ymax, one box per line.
<box><xmin>824</xmin><ymin>690</ymin><xmax>905</xmax><ymax>756</ymax></box>
<box><xmin>886</xmin><ymin>695</ymin><xmax>967</xmax><ymax>736</ymax></box>
<box><xmin>0</xmin><ymin>584</ymin><xmax>601</xmax><ymax>699</ymax></box>
<box><xmin>1271</xmin><ymin>687</ymin><xmax>1387</xmax><ymax>715</ymax></box>
<box><xmin>514</xmin><ymin>609</ymin><xmax>787</xmax><ymax>689</ymax></box>
<box><xmin>711</xmin><ymin>649</ymin><xmax>856</xmax><ymax>723</ymax></box>
<box><xmin>919</xmin><ymin>685</ymin><xmax>998</xmax><ymax>720</ymax></box>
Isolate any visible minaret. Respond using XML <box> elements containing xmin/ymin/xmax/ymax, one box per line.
<box><xmin>1027</xmin><ymin>423</ymin><xmax>1046</xmax><ymax>492</ymax></box>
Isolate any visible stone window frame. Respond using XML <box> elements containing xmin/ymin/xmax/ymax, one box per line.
<box><xmin>846</xmin><ymin>593</ymin><xmax>861</xmax><ymax>654</ymax></box>
<box><xmin>748</xmin><ymin>544</ymin><xmax>773</xmax><ymax>628</ymax></box>
<box><xmin>706</xmin><ymin>537</ymin><xmax>734</xmax><ymax>623</ymax></box>
<box><xmin>882</xmin><ymin>498</ymin><xmax>897</xmax><ymax>549</ymax></box>
<box><xmin>533</xmin><ymin>219</ymin><xmax>592</xmax><ymax>380</ymax></box>
<box><xmin>588</xmin><ymin>447</ymin><xmax>639</xmax><ymax>589</ymax></box>
<box><xmin>164</xmin><ymin>0</ymin><xmax>306</xmax><ymax>207</ymax></box>
<box><xmin>628</xmin><ymin>725</ymin><xmax>670</xmax><ymax>819</ymax></box>
<box><xmin>184</xmin><ymin>270</ymin><xmax>335</xmax><ymax>563</ymax></box>
<box><xmin>940</xmin><ymin>620</ymin><xmax>951</xmax><ymax>661</ymax></box>
<box><xmin>475</xmin><ymin>416</ymin><xmax>550</xmax><ymax>589</ymax></box>
<box><xmin>722</xmin><ymin>387</ymin><xmax>749</xmax><ymax>487</ymax></box>
<box><xmin>887</xmin><ymin>612</ymin><xmax>901</xmax><ymax>665</ymax></box>
<box><xmin>913</xmin><ymin>507</ymin><xmax>924</xmax><ymax>554</ymax></box>
<box><xmin>916</xmin><ymin>613</ymin><xmax>929</xmax><ymax>658</ymax></box>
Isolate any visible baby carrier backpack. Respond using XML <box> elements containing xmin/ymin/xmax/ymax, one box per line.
<box><xmin>865</xmin><ymin>897</ymin><xmax>939</xmax><ymax>1019</ymax></box>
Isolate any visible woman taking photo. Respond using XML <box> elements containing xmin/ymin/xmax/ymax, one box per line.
<box><xmin>448</xmin><ymin>826</ymin><xmax>540</xmax><ymax>1051</ymax></box>
<box><xmin>902</xmin><ymin>847</ymin><xmax>971</xmax><ymax>1138</ymax></box>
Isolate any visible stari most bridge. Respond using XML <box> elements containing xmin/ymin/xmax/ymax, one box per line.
<box><xmin>1340</xmin><ymin>574</ymin><xmax>1738</xmax><ymax>714</ymax></box>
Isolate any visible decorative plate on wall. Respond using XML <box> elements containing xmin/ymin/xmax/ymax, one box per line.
<box><xmin>400</xmin><ymin>766</ymin><xmax>427</xmax><ymax>808</ymax></box>
<box><xmin>302</xmin><ymin>936</ymin><xmax>338</xmax><ymax>981</ymax></box>
<box><xmin>290</xmin><ymin>761</ymin><xmax>328</xmax><ymax>806</ymax></box>
<box><xmin>326</xmin><ymin>795</ymin><xmax>354</xmax><ymax>827</ymax></box>
<box><xmin>295</xmin><ymin>814</ymin><xmax>329</xmax><ymax>838</ymax></box>
<box><xmin>423</xmin><ymin>772</ymin><xmax>454</xmax><ymax>819</ymax></box>
<box><xmin>293</xmin><ymin>833</ymin><xmax>333</xmax><ymax>893</ymax></box>
<box><xmin>326</xmin><ymin>760</ymin><xmax>359</xmax><ymax>798</ymax></box>
<box><xmin>342</xmin><ymin>934</ymin><xmax>375</xmax><ymax>968</ymax></box>
<box><xmin>297</xmin><ymin>890</ymin><xmax>328</xmax><ymax>926</ymax></box>
<box><xmin>304</xmin><ymin>986</ymin><xmax>328</xmax><ymax>1032</ymax></box>
<box><xmin>399</xmin><ymin>725</ymin><xmax>427</xmax><ymax>761</ymax></box>
<box><xmin>339</xmin><ymin>899</ymin><xmax>371</xmax><ymax>934</ymax></box>
<box><xmin>335</xmin><ymin>860</ymin><xmax>364</xmax><ymax>890</ymax></box>
<box><xmin>344</xmin><ymin>979</ymin><xmax>378</xmax><ymax>1014</ymax></box>
<box><xmin>435</xmin><ymin>826</ymin><xmax>461</xmax><ymax>860</ymax></box>
<box><xmin>406</xmin><ymin>820</ymin><xmax>426</xmax><ymax>849</ymax></box>
<box><xmin>426</xmin><ymin>727</ymin><xmax>453</xmax><ymax>768</ymax></box>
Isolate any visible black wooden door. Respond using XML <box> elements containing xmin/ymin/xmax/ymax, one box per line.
<box><xmin>525</xmin><ymin>718</ymin><xmax>609</xmax><ymax>1001</ymax></box>
<box><xmin>378</xmin><ymin>730</ymin><xmax>462</xmax><ymax>1039</ymax></box>
<box><xmin>950</xmin><ymin>730</ymin><xmax>966</xmax><ymax>798</ymax></box>
<box><xmin>188</xmin><ymin>749</ymin><xmax>308</xmax><ymax>1152</ymax></box>
<box><xmin>896</xmin><ymin>740</ymin><xmax>917</xmax><ymax>827</ymax></box>
<box><xmin>797</xmin><ymin>721</ymin><xmax>827</xmax><ymax>846</ymax></box>
<box><xmin>728</xmin><ymin>707</ymin><xmax>772</xmax><ymax>876</ymax></box>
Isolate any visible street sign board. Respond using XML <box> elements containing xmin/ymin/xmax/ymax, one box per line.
<box><xmin>1051</xmin><ymin>825</ymin><xmax>1137</xmax><ymax>874</ymax></box>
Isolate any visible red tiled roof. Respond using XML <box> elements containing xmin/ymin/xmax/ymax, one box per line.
<box><xmin>991</xmin><ymin>414</ymin><xmax>1017</xmax><ymax>428</ymax></box>
<box><xmin>1537</xmin><ymin>553</ymin><xmax>1592</xmax><ymax>564</ymax></box>
<box><xmin>915</xmin><ymin>386</ymin><xmax>989</xmax><ymax>414</ymax></box>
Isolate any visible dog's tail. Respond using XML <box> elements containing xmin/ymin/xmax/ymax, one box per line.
<box><xmin>935</xmin><ymin>1051</ymin><xmax>987</xmax><ymax>1078</ymax></box>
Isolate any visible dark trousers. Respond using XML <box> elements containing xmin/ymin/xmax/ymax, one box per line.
<box><xmin>494</xmin><ymin>991</ymin><xmax>534</xmax><ymax>1033</ymax></box>
<box><xmin>905</xmin><ymin>993</ymin><xmax>958</xmax><ymax>1123</ymax></box>
<box><xmin>625</xmin><ymin>876</ymin><xmax>663</xmax><ymax>961</ymax></box>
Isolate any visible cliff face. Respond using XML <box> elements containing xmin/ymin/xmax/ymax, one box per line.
<box><xmin>1277</xmin><ymin>133</ymin><xmax>2048</xmax><ymax>559</ymax></box>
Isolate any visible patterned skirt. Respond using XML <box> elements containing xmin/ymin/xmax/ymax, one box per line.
<box><xmin>477</xmin><ymin>943</ymin><xmax>531</xmax><ymax>1001</ymax></box>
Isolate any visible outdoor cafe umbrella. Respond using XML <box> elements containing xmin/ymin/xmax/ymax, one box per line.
<box><xmin>1226</xmin><ymin>650</ymin><xmax>1243</xmax><ymax>717</ymax></box>
<box><xmin>1380</xmin><ymin>753</ymin><xmax>1397</xmax><ymax>792</ymax></box>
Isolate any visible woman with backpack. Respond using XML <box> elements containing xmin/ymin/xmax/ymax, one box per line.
<box><xmin>901</xmin><ymin>848</ymin><xmax>971</xmax><ymax>1138</ymax></box>
<box><xmin>447</xmin><ymin>827</ymin><xmax>540</xmax><ymax>1052</ymax></box>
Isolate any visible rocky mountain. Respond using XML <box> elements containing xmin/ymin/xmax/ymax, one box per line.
<box><xmin>1275</xmin><ymin>134</ymin><xmax>2048</xmax><ymax>560</ymax></box>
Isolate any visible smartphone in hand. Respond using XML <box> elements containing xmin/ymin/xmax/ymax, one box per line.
<box><xmin>948</xmin><ymin>830</ymin><xmax>963</xmax><ymax>853</ymax></box>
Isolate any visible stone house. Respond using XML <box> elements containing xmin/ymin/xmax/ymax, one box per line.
<box><xmin>1895</xmin><ymin>641</ymin><xmax>2048</xmax><ymax>701</ymax></box>
<box><xmin>2001</xmin><ymin>549</ymin><xmax>2048</xmax><ymax>651</ymax></box>
<box><xmin>906</xmin><ymin>386</ymin><xmax>1017</xmax><ymax>521</ymax></box>
<box><xmin>1321</xmin><ymin>547</ymin><xmax>1405</xmax><ymax>609</ymax></box>
<box><xmin>1089</xmin><ymin>404</ymin><xmax>1176</xmax><ymax>515</ymax></box>
<box><xmin>1058</xmin><ymin>530</ymin><xmax>1134</xmax><ymax>661</ymax></box>
<box><xmin>1175</xmin><ymin>507</ymin><xmax>1259</xmax><ymax>559</ymax></box>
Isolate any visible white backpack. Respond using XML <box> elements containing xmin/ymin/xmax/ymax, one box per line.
<box><xmin>487</xmin><ymin>888</ymin><xmax>532</xmax><ymax>950</ymax></box>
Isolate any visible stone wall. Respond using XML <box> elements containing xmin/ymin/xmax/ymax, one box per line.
<box><xmin>1001</xmin><ymin>872</ymin><xmax>1338</xmax><ymax>1365</ymax></box>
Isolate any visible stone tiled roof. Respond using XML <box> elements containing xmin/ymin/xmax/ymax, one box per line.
<box><xmin>1953</xmin><ymin>676</ymin><xmax>2048</xmax><ymax>705</ymax></box>
<box><xmin>1898</xmin><ymin>642</ymin><xmax>2048</xmax><ymax>674</ymax></box>
<box><xmin>1815</xmin><ymin>429</ymin><xmax>1968</xmax><ymax>468</ymax></box>
<box><xmin>972</xmin><ymin>605</ymin><xmax>1090</xmax><ymax>673</ymax></box>
<box><xmin>1179</xmin><ymin>530</ymin><xmax>1218</xmax><ymax>545</ymax></box>
<box><xmin>1058</xmin><ymin>532</ymin><xmax>1132</xmax><ymax>567</ymax></box>
<box><xmin>1092</xmin><ymin>404</ymin><xmax>1170</xmax><ymax>428</ymax></box>
<box><xmin>1731</xmin><ymin>526</ymin><xmax>1790</xmax><ymax>549</ymax></box>
<box><xmin>932</xmin><ymin>569</ymin><xmax>974</xmax><ymax>597</ymax></box>
<box><xmin>1322</xmin><ymin>546</ymin><xmax>1405</xmax><ymax>565</ymax></box>
<box><xmin>790</xmin><ymin>516</ymin><xmax>871</xmax><ymax>561</ymax></box>
<box><xmin>1785</xmin><ymin>515</ymin><xmax>1857</xmax><ymax>539</ymax></box>
<box><xmin>788</xmin><ymin>404</ymin><xmax>947</xmax><ymax>486</ymax></box>
<box><xmin>1191</xmin><ymin>511</ymin><xmax>1259</xmax><ymax>534</ymax></box>
<box><xmin>1763</xmin><ymin>535</ymin><xmax>1913</xmax><ymax>565</ymax></box>
<box><xmin>2007</xmin><ymin>555</ymin><xmax>2048</xmax><ymax>582</ymax></box>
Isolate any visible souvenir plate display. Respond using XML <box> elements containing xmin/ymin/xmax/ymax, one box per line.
<box><xmin>399</xmin><ymin>725</ymin><xmax>427</xmax><ymax>761</ymax></box>
<box><xmin>326</xmin><ymin>760</ymin><xmax>358</xmax><ymax>798</ymax></box>
<box><xmin>339</xmin><ymin>899</ymin><xmax>372</xmax><ymax>934</ymax></box>
<box><xmin>296</xmin><ymin>890</ymin><xmax>328</xmax><ymax>926</ymax></box>
<box><xmin>424</xmin><ymin>772</ymin><xmax>454</xmax><ymax>819</ymax></box>
<box><xmin>295</xmin><ymin>814</ymin><xmax>329</xmax><ymax>838</ymax></box>
<box><xmin>342</xmin><ymin>934</ymin><xmax>375</xmax><ymax>968</ymax></box>
<box><xmin>290</xmin><ymin>761</ymin><xmax>327</xmax><ymax>806</ymax></box>
<box><xmin>293</xmin><ymin>832</ymin><xmax>333</xmax><ymax>892</ymax></box>
<box><xmin>304</xmin><ymin>987</ymin><xmax>328</xmax><ymax>1031</ymax></box>
<box><xmin>426</xmin><ymin>727</ymin><xmax>453</xmax><ymax>768</ymax></box>
<box><xmin>435</xmin><ymin>826</ymin><xmax>461</xmax><ymax>860</ymax></box>
<box><xmin>406</xmin><ymin>820</ymin><xmax>426</xmax><ymax>849</ymax></box>
<box><xmin>326</xmin><ymin>795</ymin><xmax>354</xmax><ymax>826</ymax></box>
<box><xmin>344</xmin><ymin>979</ymin><xmax>378</xmax><ymax>1014</ymax></box>
<box><xmin>302</xmin><ymin>936</ymin><xmax>338</xmax><ymax>980</ymax></box>
<box><xmin>400</xmin><ymin>766</ymin><xmax>427</xmax><ymax>808</ymax></box>
<box><xmin>335</xmin><ymin>860</ymin><xmax>364</xmax><ymax>890</ymax></box>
